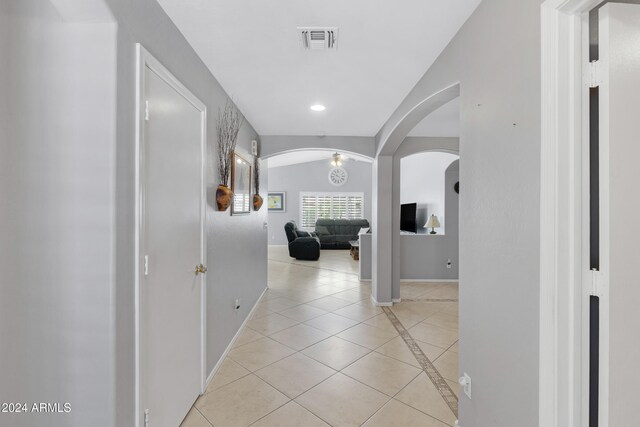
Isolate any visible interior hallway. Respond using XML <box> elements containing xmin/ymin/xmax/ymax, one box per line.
<box><xmin>182</xmin><ymin>248</ymin><xmax>459</xmax><ymax>427</ymax></box>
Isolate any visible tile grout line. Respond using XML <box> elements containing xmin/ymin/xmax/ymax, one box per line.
<box><xmin>193</xmin><ymin>405</ymin><xmax>215</xmax><ymax>427</ymax></box>
<box><xmin>381</xmin><ymin>306</ymin><xmax>459</xmax><ymax>417</ymax></box>
<box><xmin>268</xmin><ymin>258</ymin><xmax>360</xmax><ymax>277</ymax></box>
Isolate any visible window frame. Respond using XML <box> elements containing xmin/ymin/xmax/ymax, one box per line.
<box><xmin>299</xmin><ymin>191</ymin><xmax>365</xmax><ymax>230</ymax></box>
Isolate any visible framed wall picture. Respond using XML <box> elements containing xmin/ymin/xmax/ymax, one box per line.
<box><xmin>231</xmin><ymin>152</ymin><xmax>251</xmax><ymax>215</ymax></box>
<box><xmin>268</xmin><ymin>192</ymin><xmax>286</xmax><ymax>212</ymax></box>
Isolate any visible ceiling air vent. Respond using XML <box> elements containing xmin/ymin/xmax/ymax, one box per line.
<box><xmin>298</xmin><ymin>27</ymin><xmax>338</xmax><ymax>50</ymax></box>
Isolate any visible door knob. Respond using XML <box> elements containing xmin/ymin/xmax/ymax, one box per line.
<box><xmin>195</xmin><ymin>264</ymin><xmax>207</xmax><ymax>275</ymax></box>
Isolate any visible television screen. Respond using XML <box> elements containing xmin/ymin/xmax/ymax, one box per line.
<box><xmin>400</xmin><ymin>203</ymin><xmax>417</xmax><ymax>233</ymax></box>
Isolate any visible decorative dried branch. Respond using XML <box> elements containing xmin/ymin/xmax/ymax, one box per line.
<box><xmin>216</xmin><ymin>99</ymin><xmax>244</xmax><ymax>186</ymax></box>
<box><xmin>253</xmin><ymin>156</ymin><xmax>260</xmax><ymax>194</ymax></box>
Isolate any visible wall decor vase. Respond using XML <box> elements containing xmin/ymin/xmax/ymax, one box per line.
<box><xmin>253</xmin><ymin>194</ymin><xmax>264</xmax><ymax>211</ymax></box>
<box><xmin>216</xmin><ymin>184</ymin><xmax>233</xmax><ymax>211</ymax></box>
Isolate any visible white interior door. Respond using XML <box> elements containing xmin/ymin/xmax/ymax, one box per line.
<box><xmin>597</xmin><ymin>3</ymin><xmax>640</xmax><ymax>426</ymax></box>
<box><xmin>138</xmin><ymin>47</ymin><xmax>206</xmax><ymax>427</ymax></box>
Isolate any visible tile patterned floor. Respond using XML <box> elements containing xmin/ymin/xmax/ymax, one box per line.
<box><xmin>182</xmin><ymin>247</ymin><xmax>459</xmax><ymax>427</ymax></box>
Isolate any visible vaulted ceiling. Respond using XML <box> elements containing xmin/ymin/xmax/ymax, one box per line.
<box><xmin>156</xmin><ymin>0</ymin><xmax>480</xmax><ymax>136</ymax></box>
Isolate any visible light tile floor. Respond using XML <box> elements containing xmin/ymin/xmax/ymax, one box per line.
<box><xmin>182</xmin><ymin>247</ymin><xmax>459</xmax><ymax>427</ymax></box>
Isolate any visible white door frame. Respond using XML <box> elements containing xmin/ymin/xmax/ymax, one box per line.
<box><xmin>134</xmin><ymin>44</ymin><xmax>208</xmax><ymax>427</ymax></box>
<box><xmin>540</xmin><ymin>1</ymin><xmax>602</xmax><ymax>426</ymax></box>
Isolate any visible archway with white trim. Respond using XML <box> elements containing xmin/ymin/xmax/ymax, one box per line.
<box><xmin>371</xmin><ymin>88</ymin><xmax>461</xmax><ymax>306</ymax></box>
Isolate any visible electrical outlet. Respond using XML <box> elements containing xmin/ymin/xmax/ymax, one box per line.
<box><xmin>459</xmin><ymin>373</ymin><xmax>471</xmax><ymax>398</ymax></box>
<box><xmin>447</xmin><ymin>259</ymin><xmax>452</xmax><ymax>269</ymax></box>
<box><xmin>234</xmin><ymin>299</ymin><xmax>241</xmax><ymax>311</ymax></box>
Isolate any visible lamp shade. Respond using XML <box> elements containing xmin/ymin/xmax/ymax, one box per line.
<box><xmin>424</xmin><ymin>214</ymin><xmax>441</xmax><ymax>229</ymax></box>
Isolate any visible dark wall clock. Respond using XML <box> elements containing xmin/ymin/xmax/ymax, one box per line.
<box><xmin>454</xmin><ymin>182</ymin><xmax>460</xmax><ymax>194</ymax></box>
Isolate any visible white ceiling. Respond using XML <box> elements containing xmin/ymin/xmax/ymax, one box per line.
<box><xmin>267</xmin><ymin>150</ymin><xmax>372</xmax><ymax>169</ymax></box>
<box><xmin>155</xmin><ymin>0</ymin><xmax>481</xmax><ymax>136</ymax></box>
<box><xmin>408</xmin><ymin>97</ymin><xmax>460</xmax><ymax>137</ymax></box>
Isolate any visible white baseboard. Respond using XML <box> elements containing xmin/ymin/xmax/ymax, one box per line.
<box><xmin>204</xmin><ymin>286</ymin><xmax>268</xmax><ymax>390</ymax></box>
<box><xmin>370</xmin><ymin>294</ymin><xmax>393</xmax><ymax>307</ymax></box>
<box><xmin>359</xmin><ymin>279</ymin><xmax>457</xmax><ymax>283</ymax></box>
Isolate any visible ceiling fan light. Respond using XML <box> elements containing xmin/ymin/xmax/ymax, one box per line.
<box><xmin>330</xmin><ymin>152</ymin><xmax>343</xmax><ymax>167</ymax></box>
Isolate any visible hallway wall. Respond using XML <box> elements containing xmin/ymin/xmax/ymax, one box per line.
<box><xmin>0</xmin><ymin>2</ymin><xmax>118</xmax><ymax>426</ymax></box>
<box><xmin>377</xmin><ymin>0</ymin><xmax>543</xmax><ymax>425</ymax></box>
<box><xmin>1</xmin><ymin>1</ymin><xmax>268</xmax><ymax>426</ymax></box>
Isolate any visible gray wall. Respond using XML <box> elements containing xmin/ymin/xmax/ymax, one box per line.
<box><xmin>377</xmin><ymin>0</ymin><xmax>542</xmax><ymax>425</ymax></box>
<box><xmin>0</xmin><ymin>1</ymin><xmax>268</xmax><ymax>426</ymax></box>
<box><xmin>602</xmin><ymin>4</ymin><xmax>640</xmax><ymax>424</ymax></box>
<box><xmin>267</xmin><ymin>159</ymin><xmax>372</xmax><ymax>245</ymax></box>
<box><xmin>0</xmin><ymin>2</ymin><xmax>118</xmax><ymax>426</ymax></box>
<box><xmin>400</xmin><ymin>161</ymin><xmax>459</xmax><ymax>280</ymax></box>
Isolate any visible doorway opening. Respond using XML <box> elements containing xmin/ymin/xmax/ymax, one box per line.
<box><xmin>540</xmin><ymin>1</ymin><xmax>640</xmax><ymax>425</ymax></box>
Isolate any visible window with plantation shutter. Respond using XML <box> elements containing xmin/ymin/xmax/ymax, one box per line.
<box><xmin>300</xmin><ymin>192</ymin><xmax>365</xmax><ymax>228</ymax></box>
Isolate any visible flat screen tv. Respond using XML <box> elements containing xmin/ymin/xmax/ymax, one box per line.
<box><xmin>400</xmin><ymin>203</ymin><xmax>417</xmax><ymax>233</ymax></box>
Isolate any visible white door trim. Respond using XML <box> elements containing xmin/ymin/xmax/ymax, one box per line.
<box><xmin>539</xmin><ymin>1</ymin><xmax>601</xmax><ymax>426</ymax></box>
<box><xmin>134</xmin><ymin>44</ymin><xmax>208</xmax><ymax>427</ymax></box>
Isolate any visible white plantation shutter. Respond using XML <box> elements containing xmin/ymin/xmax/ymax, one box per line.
<box><xmin>301</xmin><ymin>195</ymin><xmax>317</xmax><ymax>227</ymax></box>
<box><xmin>234</xmin><ymin>193</ymin><xmax>250</xmax><ymax>212</ymax></box>
<box><xmin>346</xmin><ymin>195</ymin><xmax>363</xmax><ymax>220</ymax></box>
<box><xmin>299</xmin><ymin>192</ymin><xmax>364</xmax><ymax>228</ymax></box>
<box><xmin>332</xmin><ymin>196</ymin><xmax>348</xmax><ymax>219</ymax></box>
<box><xmin>317</xmin><ymin>196</ymin><xmax>332</xmax><ymax>220</ymax></box>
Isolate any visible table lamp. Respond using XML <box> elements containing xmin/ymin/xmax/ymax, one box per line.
<box><xmin>424</xmin><ymin>214</ymin><xmax>441</xmax><ymax>235</ymax></box>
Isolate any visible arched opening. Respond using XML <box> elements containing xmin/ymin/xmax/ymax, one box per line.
<box><xmin>377</xmin><ymin>83</ymin><xmax>460</xmax><ymax>156</ymax></box>
<box><xmin>264</xmin><ymin>148</ymin><xmax>373</xmax><ymax>164</ymax></box>
<box><xmin>266</xmin><ymin>149</ymin><xmax>374</xmax><ymax>274</ymax></box>
<box><xmin>260</xmin><ymin>136</ymin><xmax>376</xmax><ymax>160</ymax></box>
<box><xmin>400</xmin><ymin>152</ymin><xmax>459</xmax><ymax>235</ymax></box>
<box><xmin>370</xmin><ymin>92</ymin><xmax>461</xmax><ymax>301</ymax></box>
<box><xmin>366</xmin><ymin>94</ymin><xmax>462</xmax><ymax>418</ymax></box>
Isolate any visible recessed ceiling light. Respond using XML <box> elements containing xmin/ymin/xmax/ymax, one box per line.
<box><xmin>310</xmin><ymin>104</ymin><xmax>326</xmax><ymax>112</ymax></box>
